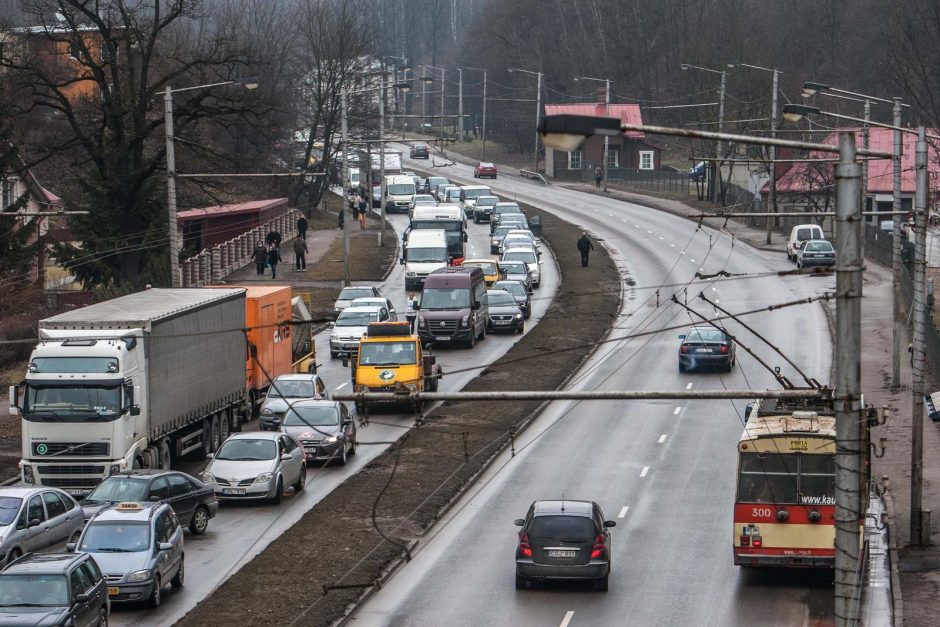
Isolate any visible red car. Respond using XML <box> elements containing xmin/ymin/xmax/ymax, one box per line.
<box><xmin>474</xmin><ymin>161</ymin><xmax>497</xmax><ymax>179</ymax></box>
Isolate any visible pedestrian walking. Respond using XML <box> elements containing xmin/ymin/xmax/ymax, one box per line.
<box><xmin>594</xmin><ymin>166</ymin><xmax>602</xmax><ymax>189</ymax></box>
<box><xmin>265</xmin><ymin>230</ymin><xmax>282</xmax><ymax>250</ymax></box>
<box><xmin>266</xmin><ymin>244</ymin><xmax>282</xmax><ymax>279</ymax></box>
<box><xmin>338</xmin><ymin>205</ymin><xmax>345</xmax><ymax>229</ymax></box>
<box><xmin>405</xmin><ymin>292</ymin><xmax>419</xmax><ymax>332</ymax></box>
<box><xmin>577</xmin><ymin>233</ymin><xmax>594</xmax><ymax>267</ymax></box>
<box><xmin>293</xmin><ymin>237</ymin><xmax>308</xmax><ymax>271</ymax></box>
<box><xmin>357</xmin><ymin>195</ymin><xmax>368</xmax><ymax>229</ymax></box>
<box><xmin>252</xmin><ymin>241</ymin><xmax>267</xmax><ymax>275</ymax></box>
<box><xmin>297</xmin><ymin>215</ymin><xmax>308</xmax><ymax>239</ymax></box>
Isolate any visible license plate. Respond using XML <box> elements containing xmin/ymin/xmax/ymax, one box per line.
<box><xmin>434</xmin><ymin>336</ymin><xmax>450</xmax><ymax>341</ymax></box>
<box><xmin>547</xmin><ymin>550</ymin><xmax>576</xmax><ymax>559</ymax></box>
<box><xmin>107</xmin><ymin>587</ymin><xmax>120</xmax><ymax>596</ymax></box>
<box><xmin>697</xmin><ymin>348</ymin><xmax>713</xmax><ymax>353</ymax></box>
<box><xmin>66</xmin><ymin>489</ymin><xmax>86</xmax><ymax>496</ymax></box>
<box><xmin>222</xmin><ymin>488</ymin><xmax>246</xmax><ymax>495</ymax></box>
<box><xmin>494</xmin><ymin>320</ymin><xmax>510</xmax><ymax>325</ymax></box>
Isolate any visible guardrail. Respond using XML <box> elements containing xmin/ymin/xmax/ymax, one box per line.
<box><xmin>179</xmin><ymin>208</ymin><xmax>302</xmax><ymax>287</ymax></box>
<box><xmin>519</xmin><ymin>169</ymin><xmax>548</xmax><ymax>185</ymax></box>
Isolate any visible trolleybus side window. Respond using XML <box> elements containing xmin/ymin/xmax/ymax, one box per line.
<box><xmin>797</xmin><ymin>455</ymin><xmax>836</xmax><ymax>504</ymax></box>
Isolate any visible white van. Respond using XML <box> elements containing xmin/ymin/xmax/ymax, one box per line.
<box><xmin>786</xmin><ymin>224</ymin><xmax>826</xmax><ymax>261</ymax></box>
<box><xmin>459</xmin><ymin>185</ymin><xmax>493</xmax><ymax>218</ymax></box>
<box><xmin>385</xmin><ymin>174</ymin><xmax>416</xmax><ymax>214</ymax></box>
<box><xmin>347</xmin><ymin>168</ymin><xmax>361</xmax><ymax>192</ymax></box>
<box><xmin>402</xmin><ymin>229</ymin><xmax>449</xmax><ymax>291</ymax></box>
<box><xmin>413</xmin><ymin>203</ymin><xmax>465</xmax><ymax>226</ymax></box>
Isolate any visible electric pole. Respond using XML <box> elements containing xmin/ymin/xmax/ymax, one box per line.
<box><xmin>379</xmin><ymin>80</ymin><xmax>386</xmax><ymax>246</ymax></box>
<box><xmin>767</xmin><ymin>69</ymin><xmax>779</xmax><ymax>245</ymax></box>
<box><xmin>715</xmin><ymin>70</ymin><xmax>726</xmax><ymax>206</ymax></box>
<box><xmin>911</xmin><ymin>126</ymin><xmax>929</xmax><ymax>546</ymax></box>
<box><xmin>482</xmin><ymin>69</ymin><xmax>488</xmax><ymax>160</ymax></box>
<box><xmin>458</xmin><ymin>68</ymin><xmax>464</xmax><ymax>142</ymax></box>
<box><xmin>534</xmin><ymin>70</ymin><xmax>542</xmax><ymax>174</ymax></box>
<box><xmin>164</xmin><ymin>86</ymin><xmax>180</xmax><ymax>288</ymax></box>
<box><xmin>603</xmin><ymin>78</ymin><xmax>610</xmax><ymax>192</ymax></box>
<box><xmin>891</xmin><ymin>97</ymin><xmax>903</xmax><ymax>389</ymax></box>
<box><xmin>340</xmin><ymin>90</ymin><xmax>350</xmax><ymax>286</ymax></box>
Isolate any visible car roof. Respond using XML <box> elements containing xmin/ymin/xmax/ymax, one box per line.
<box><xmin>503</xmin><ymin>248</ymin><xmax>537</xmax><ymax>255</ymax></box>
<box><xmin>2</xmin><ymin>553</ymin><xmax>86</xmax><ymax>575</ymax></box>
<box><xmin>273</xmin><ymin>373</ymin><xmax>321</xmax><ymax>381</ymax></box>
<box><xmin>285</xmin><ymin>399</ymin><xmax>341</xmax><ymax>409</ymax></box>
<box><xmin>109</xmin><ymin>469</ymin><xmax>181</xmax><ymax>479</ymax></box>
<box><xmin>460</xmin><ymin>184</ymin><xmax>491</xmax><ymax>190</ymax></box>
<box><xmin>226</xmin><ymin>431</ymin><xmax>282</xmax><ymax>441</ymax></box>
<box><xmin>495</xmin><ymin>202</ymin><xmax>520</xmax><ymax>207</ymax></box>
<box><xmin>804</xmin><ymin>239</ymin><xmax>832</xmax><ymax>245</ymax></box>
<box><xmin>478</xmin><ymin>195</ymin><xmax>499</xmax><ymax>201</ymax></box>
<box><xmin>89</xmin><ymin>501</ymin><xmax>163</xmax><ymax>523</ymax></box>
<box><xmin>341</xmin><ymin>305</ymin><xmax>384</xmax><ymax>313</ymax></box>
<box><xmin>685</xmin><ymin>326</ymin><xmax>728</xmax><ymax>335</ymax></box>
<box><xmin>486</xmin><ymin>289</ymin><xmax>513</xmax><ymax>296</ymax></box>
<box><xmin>352</xmin><ymin>297</ymin><xmax>388</xmax><ymax>303</ymax></box>
<box><xmin>463</xmin><ymin>258</ymin><xmax>497</xmax><ymax>265</ymax></box>
<box><xmin>0</xmin><ymin>487</ymin><xmax>48</xmax><ymax>498</ymax></box>
<box><xmin>532</xmin><ymin>500</ymin><xmax>594</xmax><ymax>517</ymax></box>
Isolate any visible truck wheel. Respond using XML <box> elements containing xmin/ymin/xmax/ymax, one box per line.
<box><xmin>219</xmin><ymin>411</ymin><xmax>231</xmax><ymax>443</ymax></box>
<box><xmin>467</xmin><ymin>329</ymin><xmax>476</xmax><ymax>349</ymax></box>
<box><xmin>195</xmin><ymin>421</ymin><xmax>212</xmax><ymax>460</ymax></box>
<box><xmin>158</xmin><ymin>440</ymin><xmax>171</xmax><ymax>470</ymax></box>
<box><xmin>210</xmin><ymin>416</ymin><xmax>221</xmax><ymax>453</ymax></box>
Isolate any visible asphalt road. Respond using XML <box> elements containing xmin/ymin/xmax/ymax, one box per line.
<box><xmin>347</xmin><ymin>151</ymin><xmax>836</xmax><ymax>626</ymax></box>
<box><xmin>110</xmin><ymin>194</ymin><xmax>561</xmax><ymax>625</ymax></box>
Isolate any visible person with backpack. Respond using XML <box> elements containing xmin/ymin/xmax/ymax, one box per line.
<box><xmin>266</xmin><ymin>244</ymin><xmax>282</xmax><ymax>279</ymax></box>
<box><xmin>594</xmin><ymin>166</ymin><xmax>603</xmax><ymax>189</ymax></box>
<box><xmin>252</xmin><ymin>241</ymin><xmax>267</xmax><ymax>275</ymax></box>
<box><xmin>297</xmin><ymin>215</ymin><xmax>308</xmax><ymax>240</ymax></box>
<box><xmin>357</xmin><ymin>195</ymin><xmax>368</xmax><ymax>229</ymax></box>
<box><xmin>293</xmin><ymin>236</ymin><xmax>308</xmax><ymax>271</ymax></box>
<box><xmin>577</xmin><ymin>233</ymin><xmax>594</xmax><ymax>267</ymax></box>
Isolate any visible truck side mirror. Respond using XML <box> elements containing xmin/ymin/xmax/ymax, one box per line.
<box><xmin>130</xmin><ymin>406</ymin><xmax>141</xmax><ymax>416</ymax></box>
<box><xmin>399</xmin><ymin>258</ymin><xmax>405</xmax><ymax>265</ymax></box>
<box><xmin>744</xmin><ymin>402</ymin><xmax>756</xmax><ymax>422</ymax></box>
<box><xmin>472</xmin><ymin>300</ymin><xmax>481</xmax><ymax>310</ymax></box>
<box><xmin>463</xmin><ymin>232</ymin><xmax>468</xmax><ymax>242</ymax></box>
<box><xmin>8</xmin><ymin>385</ymin><xmax>19</xmax><ymax>416</ymax></box>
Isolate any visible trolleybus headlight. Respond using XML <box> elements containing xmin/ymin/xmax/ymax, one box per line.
<box><xmin>808</xmin><ymin>509</ymin><xmax>822</xmax><ymax>523</ymax></box>
<box><xmin>776</xmin><ymin>508</ymin><xmax>790</xmax><ymax>522</ymax></box>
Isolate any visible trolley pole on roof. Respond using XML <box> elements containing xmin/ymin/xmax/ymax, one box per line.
<box><xmin>833</xmin><ymin>131</ymin><xmax>864</xmax><ymax>626</ymax></box>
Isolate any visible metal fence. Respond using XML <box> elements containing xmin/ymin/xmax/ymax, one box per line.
<box><xmin>555</xmin><ymin>162</ymin><xmax>692</xmax><ymax>195</ymax></box>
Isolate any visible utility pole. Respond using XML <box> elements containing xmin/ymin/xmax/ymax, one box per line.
<box><xmin>833</xmin><ymin>131</ymin><xmax>863</xmax><ymax>627</ymax></box>
<box><xmin>534</xmin><ymin>71</ymin><xmax>542</xmax><ymax>174</ymax></box>
<box><xmin>602</xmin><ymin>78</ymin><xmax>610</xmax><ymax>192</ymax></box>
<box><xmin>891</xmin><ymin>97</ymin><xmax>903</xmax><ymax>389</ymax></box>
<box><xmin>163</xmin><ymin>86</ymin><xmax>180</xmax><ymax>288</ymax></box>
<box><xmin>482</xmin><ymin>69</ymin><xmax>488</xmax><ymax>160</ymax></box>
<box><xmin>910</xmin><ymin>126</ymin><xmax>929</xmax><ymax>546</ymax></box>
<box><xmin>715</xmin><ymin>71</ymin><xmax>727</xmax><ymax>206</ymax></box>
<box><xmin>440</xmin><ymin>68</ymin><xmax>446</xmax><ymax>148</ymax></box>
<box><xmin>766</xmin><ymin>69</ymin><xmax>779</xmax><ymax>245</ymax></box>
<box><xmin>379</xmin><ymin>81</ymin><xmax>386</xmax><ymax>246</ymax></box>
<box><xmin>341</xmin><ymin>90</ymin><xmax>350</xmax><ymax>286</ymax></box>
<box><xmin>861</xmin><ymin>98</ymin><xmax>871</xmax><ymax>224</ymax></box>
<box><xmin>458</xmin><ymin>67</ymin><xmax>464</xmax><ymax>142</ymax></box>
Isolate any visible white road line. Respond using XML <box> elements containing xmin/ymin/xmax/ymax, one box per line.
<box><xmin>658</xmin><ymin>434</ymin><xmax>667</xmax><ymax>444</ymax></box>
<box><xmin>670</xmin><ymin>243</ymin><xmax>676</xmax><ymax>247</ymax></box>
<box><xmin>673</xmin><ymin>406</ymin><xmax>681</xmax><ymax>415</ymax></box>
<box><xmin>594</xmin><ymin>209</ymin><xmax>600</xmax><ymax>213</ymax></box>
<box><xmin>686</xmin><ymin>382</ymin><xmax>694</xmax><ymax>390</ymax></box>
<box><xmin>640</xmin><ymin>466</ymin><xmax>650</xmax><ymax>478</ymax></box>
<box><xmin>646</xmin><ymin>230</ymin><xmax>653</xmax><ymax>234</ymax></box>
<box><xmin>607</xmin><ymin>213</ymin><xmax>614</xmax><ymax>217</ymax></box>
<box><xmin>618</xmin><ymin>506</ymin><xmax>629</xmax><ymax>518</ymax></box>
<box><xmin>336</xmin><ymin>381</ymin><xmax>349</xmax><ymax>389</ymax></box>
<box><xmin>658</xmin><ymin>236</ymin><xmax>665</xmax><ymax>240</ymax></box>
<box><xmin>560</xmin><ymin>611</ymin><xmax>575</xmax><ymax>627</ymax></box>
<box><xmin>689</xmin><ymin>258</ymin><xmax>695</xmax><ymax>263</ymax></box>
<box><xmin>634</xmin><ymin>224</ymin><xmax>640</xmax><ymax>228</ymax></box>
<box><xmin>621</xmin><ymin>218</ymin><xmax>627</xmax><ymax>222</ymax></box>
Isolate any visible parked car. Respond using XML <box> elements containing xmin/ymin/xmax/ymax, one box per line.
<box><xmin>485</xmin><ymin>289</ymin><xmax>524</xmax><ymax>334</ymax></box>
<box><xmin>0</xmin><ymin>488</ymin><xmax>84</xmax><ymax>567</ymax></box>
<box><xmin>201</xmin><ymin>432</ymin><xmax>306</xmax><ymax>504</ymax></box>
<box><xmin>474</xmin><ymin>161</ymin><xmax>498</xmax><ymax>179</ymax></box>
<box><xmin>410</xmin><ymin>143</ymin><xmax>430</xmax><ymax>159</ymax></box>
<box><xmin>472</xmin><ymin>195</ymin><xmax>500</xmax><ymax>223</ymax></box>
<box><xmin>796</xmin><ymin>239</ymin><xmax>836</xmax><ymax>269</ymax></box>
<box><xmin>278</xmin><ymin>400</ymin><xmax>357</xmax><ymax>466</ymax></box>
<box><xmin>79</xmin><ymin>470</ymin><xmax>219</xmax><ymax>535</ymax></box>
<box><xmin>259</xmin><ymin>373</ymin><xmax>329</xmax><ymax>429</ymax></box>
<box><xmin>688</xmin><ymin>161</ymin><xmax>706</xmax><ymax>182</ymax></box>
<box><xmin>329</xmin><ymin>304</ymin><xmax>391</xmax><ymax>358</ymax></box>
<box><xmin>493</xmin><ymin>280</ymin><xmax>532</xmax><ymax>319</ymax></box>
<box><xmin>497</xmin><ymin>260</ymin><xmax>533</xmax><ymax>292</ymax></box>
<box><xmin>0</xmin><ymin>552</ymin><xmax>109</xmax><ymax>626</ymax></box>
<box><xmin>677</xmin><ymin>326</ymin><xmax>736</xmax><ymax>373</ymax></box>
<box><xmin>72</xmin><ymin>501</ymin><xmax>184</xmax><ymax>608</ymax></box>
<box><xmin>351</xmin><ymin>296</ymin><xmax>398</xmax><ymax>320</ymax></box>
<box><xmin>333</xmin><ymin>286</ymin><xmax>382</xmax><ymax>314</ymax></box>
<box><xmin>501</xmin><ymin>248</ymin><xmax>542</xmax><ymax>288</ymax></box>
<box><xmin>514</xmin><ymin>500</ymin><xmax>615</xmax><ymax>591</ymax></box>
<box><xmin>785</xmin><ymin>224</ymin><xmax>825</xmax><ymax>261</ymax></box>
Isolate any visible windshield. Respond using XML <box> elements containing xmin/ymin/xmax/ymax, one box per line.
<box><xmin>388</xmin><ymin>184</ymin><xmax>415</xmax><ymax>195</ymax></box>
<box><xmin>495</xmin><ymin>282</ymin><xmax>525</xmax><ymax>297</ymax></box>
<box><xmin>529</xmin><ymin>516</ymin><xmax>594</xmax><ymax>540</ymax></box>
<box><xmin>421</xmin><ymin>288</ymin><xmax>470</xmax><ymax>310</ymax></box>
<box><xmin>283</xmin><ymin>406</ymin><xmax>339</xmax><ymax>427</ymax></box>
<box><xmin>494</xmin><ymin>205</ymin><xmax>521</xmax><ymax>214</ymax></box>
<box><xmin>736</xmin><ymin>452</ymin><xmax>834</xmax><ymax>505</ymax></box>
<box><xmin>804</xmin><ymin>241</ymin><xmax>833</xmax><ymax>252</ymax></box>
<box><xmin>25</xmin><ymin>384</ymin><xmax>121</xmax><ymax>421</ymax></box>
<box><xmin>359</xmin><ymin>341</ymin><xmax>418</xmax><ymax>365</ymax></box>
<box><xmin>463</xmin><ymin>188</ymin><xmax>490</xmax><ymax>199</ymax></box>
<box><xmin>502</xmin><ymin>252</ymin><xmax>536</xmax><ymax>264</ymax></box>
<box><xmin>477</xmin><ymin>197</ymin><xmax>498</xmax><ymax>207</ymax></box>
<box><xmin>31</xmin><ymin>357</ymin><xmax>118</xmax><ymax>374</ymax></box>
<box><xmin>493</xmin><ymin>227</ymin><xmax>514</xmax><ymax>239</ymax></box>
<box><xmin>0</xmin><ymin>498</ymin><xmax>21</xmax><ymax>525</ymax></box>
<box><xmin>796</xmin><ymin>228</ymin><xmax>819</xmax><ymax>241</ymax></box>
<box><xmin>81</xmin><ymin>521</ymin><xmax>150</xmax><ymax>553</ymax></box>
<box><xmin>500</xmin><ymin>263</ymin><xmax>527</xmax><ymax>274</ymax></box>
<box><xmin>406</xmin><ymin>247</ymin><xmax>448</xmax><ymax>263</ymax></box>
<box><xmin>429</xmin><ymin>178</ymin><xmax>448</xmax><ymax>187</ymax></box>
<box><xmin>215</xmin><ymin>438</ymin><xmax>276</xmax><ymax>461</ymax></box>
<box><xmin>0</xmin><ymin>574</ymin><xmax>69</xmax><ymax>607</ymax></box>
<box><xmin>269</xmin><ymin>380</ymin><xmax>316</xmax><ymax>398</ymax></box>
<box><xmin>488</xmin><ymin>291</ymin><xmax>516</xmax><ymax>307</ymax></box>
<box><xmin>336</xmin><ymin>311</ymin><xmax>379</xmax><ymax>327</ymax></box>
<box><xmin>339</xmin><ymin>288</ymin><xmax>374</xmax><ymax>300</ymax></box>
<box><xmin>446</xmin><ymin>190</ymin><xmax>461</xmax><ymax>199</ymax></box>
<box><xmin>684</xmin><ymin>328</ymin><xmax>726</xmax><ymax>343</ymax></box>
<box><xmin>411</xmin><ymin>221</ymin><xmax>461</xmax><ymax>233</ymax></box>
<box><xmin>464</xmin><ymin>262</ymin><xmax>497</xmax><ymax>275</ymax></box>
<box><xmin>85</xmin><ymin>477</ymin><xmax>149</xmax><ymax>503</ymax></box>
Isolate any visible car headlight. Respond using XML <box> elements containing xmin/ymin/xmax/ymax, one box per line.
<box><xmin>460</xmin><ymin>315</ymin><xmax>470</xmax><ymax>326</ymax></box>
<box><xmin>22</xmin><ymin>465</ymin><xmax>34</xmax><ymax>485</ymax></box>
<box><xmin>109</xmin><ymin>464</ymin><xmax>122</xmax><ymax>476</ymax></box>
<box><xmin>201</xmin><ymin>472</ymin><xmax>216</xmax><ymax>484</ymax></box>
<box><xmin>254</xmin><ymin>472</ymin><xmax>274</xmax><ymax>484</ymax></box>
<box><xmin>491</xmin><ymin>240</ymin><xmax>499</xmax><ymax>246</ymax></box>
<box><xmin>514</xmin><ymin>313</ymin><xmax>523</xmax><ymax>319</ymax></box>
<box><xmin>125</xmin><ymin>570</ymin><xmax>151</xmax><ymax>583</ymax></box>
<box><xmin>406</xmin><ymin>272</ymin><xmax>416</xmax><ymax>277</ymax></box>
<box><xmin>323</xmin><ymin>436</ymin><xmax>339</xmax><ymax>444</ymax></box>
<box><xmin>260</xmin><ymin>407</ymin><xmax>273</xmax><ymax>416</ymax></box>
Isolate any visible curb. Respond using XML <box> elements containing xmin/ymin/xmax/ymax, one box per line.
<box><xmin>883</xmin><ymin>489</ymin><xmax>904</xmax><ymax>626</ymax></box>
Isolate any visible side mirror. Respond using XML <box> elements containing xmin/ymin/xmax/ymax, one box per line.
<box><xmin>678</xmin><ymin>334</ymin><xmax>686</xmax><ymax>339</ymax></box>
<box><xmin>66</xmin><ymin>542</ymin><xmax>77</xmax><ymax>552</ymax></box>
<box><xmin>28</xmin><ymin>518</ymin><xmax>41</xmax><ymax>528</ymax></box>
<box><xmin>390</xmin><ymin>308</ymin><xmax>397</xmax><ymax>314</ymax></box>
<box><xmin>472</xmin><ymin>300</ymin><xmax>481</xmax><ymax>311</ymax></box>
<box><xmin>148</xmin><ymin>495</ymin><xmax>161</xmax><ymax>502</ymax></box>
<box><xmin>8</xmin><ymin>385</ymin><xmax>19</xmax><ymax>416</ymax></box>
<box><xmin>463</xmin><ymin>233</ymin><xmax>468</xmax><ymax>242</ymax></box>
<box><xmin>341</xmin><ymin>357</ymin><xmax>349</xmax><ymax>368</ymax></box>
<box><xmin>129</xmin><ymin>406</ymin><xmax>141</xmax><ymax>416</ymax></box>
<box><xmin>603</xmin><ymin>520</ymin><xmax>617</xmax><ymax>528</ymax></box>
<box><xmin>513</xmin><ymin>519</ymin><xmax>525</xmax><ymax>527</ymax></box>
<box><xmin>399</xmin><ymin>258</ymin><xmax>405</xmax><ymax>265</ymax></box>
<box><xmin>413</xmin><ymin>302</ymin><xmax>420</xmax><ymax>310</ymax></box>
<box><xmin>280</xmin><ymin>453</ymin><xmax>292</xmax><ymax>461</ymax></box>
<box><xmin>158</xmin><ymin>542</ymin><xmax>174</xmax><ymax>552</ymax></box>
<box><xmin>328</xmin><ymin>321</ymin><xmax>335</xmax><ymax>328</ymax></box>
<box><xmin>74</xmin><ymin>592</ymin><xmax>90</xmax><ymax>603</ymax></box>
<box><xmin>342</xmin><ymin>418</ymin><xmax>353</xmax><ymax>427</ymax></box>
<box><xmin>206</xmin><ymin>453</ymin><xmax>214</xmax><ymax>460</ymax></box>
<box><xmin>744</xmin><ymin>402</ymin><xmax>756</xmax><ymax>422</ymax></box>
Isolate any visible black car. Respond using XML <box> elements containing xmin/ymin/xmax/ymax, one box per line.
<box><xmin>486</xmin><ymin>289</ymin><xmax>524</xmax><ymax>334</ymax></box>
<box><xmin>0</xmin><ymin>552</ymin><xmax>109</xmax><ymax>626</ymax></box>
<box><xmin>410</xmin><ymin>143</ymin><xmax>430</xmax><ymax>159</ymax></box>
<box><xmin>678</xmin><ymin>326</ymin><xmax>736</xmax><ymax>373</ymax></box>
<box><xmin>514</xmin><ymin>500</ymin><xmax>615</xmax><ymax>591</ymax></box>
<box><xmin>278</xmin><ymin>399</ymin><xmax>357</xmax><ymax>466</ymax></box>
<box><xmin>493</xmin><ymin>280</ymin><xmax>532</xmax><ymax>319</ymax></box>
<box><xmin>80</xmin><ymin>470</ymin><xmax>219</xmax><ymax>534</ymax></box>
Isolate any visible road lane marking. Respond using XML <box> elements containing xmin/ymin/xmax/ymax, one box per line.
<box><xmin>670</xmin><ymin>243</ymin><xmax>675</xmax><ymax>247</ymax></box>
<box><xmin>560</xmin><ymin>611</ymin><xmax>575</xmax><ymax>627</ymax></box>
<box><xmin>634</xmin><ymin>224</ymin><xmax>640</xmax><ymax>228</ymax></box>
<box><xmin>337</xmin><ymin>381</ymin><xmax>349</xmax><ymax>389</ymax></box>
<box><xmin>658</xmin><ymin>434</ymin><xmax>667</xmax><ymax>443</ymax></box>
<box><xmin>658</xmin><ymin>236</ymin><xmax>665</xmax><ymax>240</ymax></box>
<box><xmin>686</xmin><ymin>382</ymin><xmax>694</xmax><ymax>390</ymax></box>
<box><xmin>607</xmin><ymin>213</ymin><xmax>614</xmax><ymax>217</ymax></box>
<box><xmin>618</xmin><ymin>506</ymin><xmax>629</xmax><ymax>518</ymax></box>
<box><xmin>640</xmin><ymin>466</ymin><xmax>650</xmax><ymax>477</ymax></box>
<box><xmin>689</xmin><ymin>258</ymin><xmax>695</xmax><ymax>263</ymax></box>
<box><xmin>673</xmin><ymin>406</ymin><xmax>681</xmax><ymax>415</ymax></box>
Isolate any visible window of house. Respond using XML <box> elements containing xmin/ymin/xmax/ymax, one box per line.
<box><xmin>68</xmin><ymin>42</ymin><xmax>86</xmax><ymax>61</ymax></box>
<box><xmin>567</xmin><ymin>151</ymin><xmax>582</xmax><ymax>170</ymax></box>
<box><xmin>639</xmin><ymin>151</ymin><xmax>654</xmax><ymax>171</ymax></box>
<box><xmin>606</xmin><ymin>150</ymin><xmax>619</xmax><ymax>169</ymax></box>
<box><xmin>1</xmin><ymin>178</ymin><xmax>13</xmax><ymax>210</ymax></box>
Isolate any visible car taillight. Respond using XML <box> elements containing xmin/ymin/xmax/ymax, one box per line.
<box><xmin>519</xmin><ymin>533</ymin><xmax>532</xmax><ymax>558</ymax></box>
<box><xmin>590</xmin><ymin>534</ymin><xmax>606</xmax><ymax>559</ymax></box>
<box><xmin>753</xmin><ymin>536</ymin><xmax>763</xmax><ymax>547</ymax></box>
<box><xmin>719</xmin><ymin>345</ymin><xmax>729</xmax><ymax>353</ymax></box>
<box><xmin>740</xmin><ymin>535</ymin><xmax>750</xmax><ymax>547</ymax></box>
<box><xmin>679</xmin><ymin>345</ymin><xmax>688</xmax><ymax>353</ymax></box>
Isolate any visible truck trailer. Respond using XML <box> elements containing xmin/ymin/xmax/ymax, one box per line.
<box><xmin>8</xmin><ymin>288</ymin><xmax>270</xmax><ymax>495</ymax></box>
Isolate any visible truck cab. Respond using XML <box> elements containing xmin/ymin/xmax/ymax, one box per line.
<box><xmin>385</xmin><ymin>174</ymin><xmax>417</xmax><ymax>214</ymax></box>
<box><xmin>401</xmin><ymin>229</ymin><xmax>449</xmax><ymax>291</ymax></box>
<box><xmin>343</xmin><ymin>322</ymin><xmax>441</xmax><ymax>414</ymax></box>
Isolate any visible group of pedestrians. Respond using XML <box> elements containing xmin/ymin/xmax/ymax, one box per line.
<box><xmin>252</xmin><ymin>215</ymin><xmax>310</xmax><ymax>279</ymax></box>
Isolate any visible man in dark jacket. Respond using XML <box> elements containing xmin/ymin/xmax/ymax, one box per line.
<box><xmin>252</xmin><ymin>242</ymin><xmax>267</xmax><ymax>275</ymax></box>
<box><xmin>266</xmin><ymin>244</ymin><xmax>282</xmax><ymax>279</ymax></box>
<box><xmin>293</xmin><ymin>236</ymin><xmax>308</xmax><ymax>271</ymax></box>
<box><xmin>265</xmin><ymin>230</ymin><xmax>282</xmax><ymax>250</ymax></box>
<box><xmin>297</xmin><ymin>216</ymin><xmax>308</xmax><ymax>239</ymax></box>
<box><xmin>577</xmin><ymin>233</ymin><xmax>594</xmax><ymax>267</ymax></box>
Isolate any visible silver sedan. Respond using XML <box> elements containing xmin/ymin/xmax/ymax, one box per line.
<box><xmin>201</xmin><ymin>432</ymin><xmax>306</xmax><ymax>505</ymax></box>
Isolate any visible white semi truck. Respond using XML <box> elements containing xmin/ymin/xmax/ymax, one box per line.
<box><xmin>9</xmin><ymin>288</ymin><xmax>250</xmax><ymax>495</ymax></box>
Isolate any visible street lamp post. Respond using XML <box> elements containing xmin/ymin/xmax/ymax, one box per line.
<box><xmin>681</xmin><ymin>64</ymin><xmax>727</xmax><ymax>205</ymax></box>
<box><xmin>729</xmin><ymin>63</ymin><xmax>780</xmax><ymax>243</ymax></box>
<box><xmin>422</xmin><ymin>64</ymin><xmax>446</xmax><ymax>149</ymax></box>
<box><xmin>575</xmin><ymin>75</ymin><xmax>612</xmax><ymax>191</ymax></box>
<box><xmin>164</xmin><ymin>77</ymin><xmax>258</xmax><ymax>288</ymax></box>
<box><xmin>509</xmin><ymin>67</ymin><xmax>543</xmax><ymax>174</ymax></box>
<box><xmin>461</xmin><ymin>66</ymin><xmax>488</xmax><ymax>159</ymax></box>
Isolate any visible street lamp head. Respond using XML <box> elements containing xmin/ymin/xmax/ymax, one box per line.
<box><xmin>393</xmin><ymin>81</ymin><xmax>412</xmax><ymax>93</ymax></box>
<box><xmin>234</xmin><ymin>76</ymin><xmax>259</xmax><ymax>90</ymax></box>
<box><xmin>538</xmin><ymin>114</ymin><xmax>621</xmax><ymax>152</ymax></box>
<box><xmin>680</xmin><ymin>64</ymin><xmax>690</xmax><ymax>70</ymax></box>
<box><xmin>726</xmin><ymin>63</ymin><xmax>736</xmax><ymax>69</ymax></box>
<box><xmin>802</xmin><ymin>82</ymin><xmax>828</xmax><ymax>97</ymax></box>
<box><xmin>782</xmin><ymin>104</ymin><xmax>821</xmax><ymax>123</ymax></box>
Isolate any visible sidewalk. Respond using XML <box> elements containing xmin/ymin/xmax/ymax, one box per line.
<box><xmin>223</xmin><ymin>227</ymin><xmax>340</xmax><ymax>287</ymax></box>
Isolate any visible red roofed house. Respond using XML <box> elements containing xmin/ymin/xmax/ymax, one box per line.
<box><xmin>761</xmin><ymin>128</ymin><xmax>940</xmax><ymax>227</ymax></box>
<box><xmin>543</xmin><ymin>101</ymin><xmax>660</xmax><ymax>179</ymax></box>
<box><xmin>177</xmin><ymin>198</ymin><xmax>290</xmax><ymax>254</ymax></box>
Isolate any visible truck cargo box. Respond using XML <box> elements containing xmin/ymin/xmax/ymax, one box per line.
<box><xmin>221</xmin><ymin>285</ymin><xmax>293</xmax><ymax>392</ymax></box>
